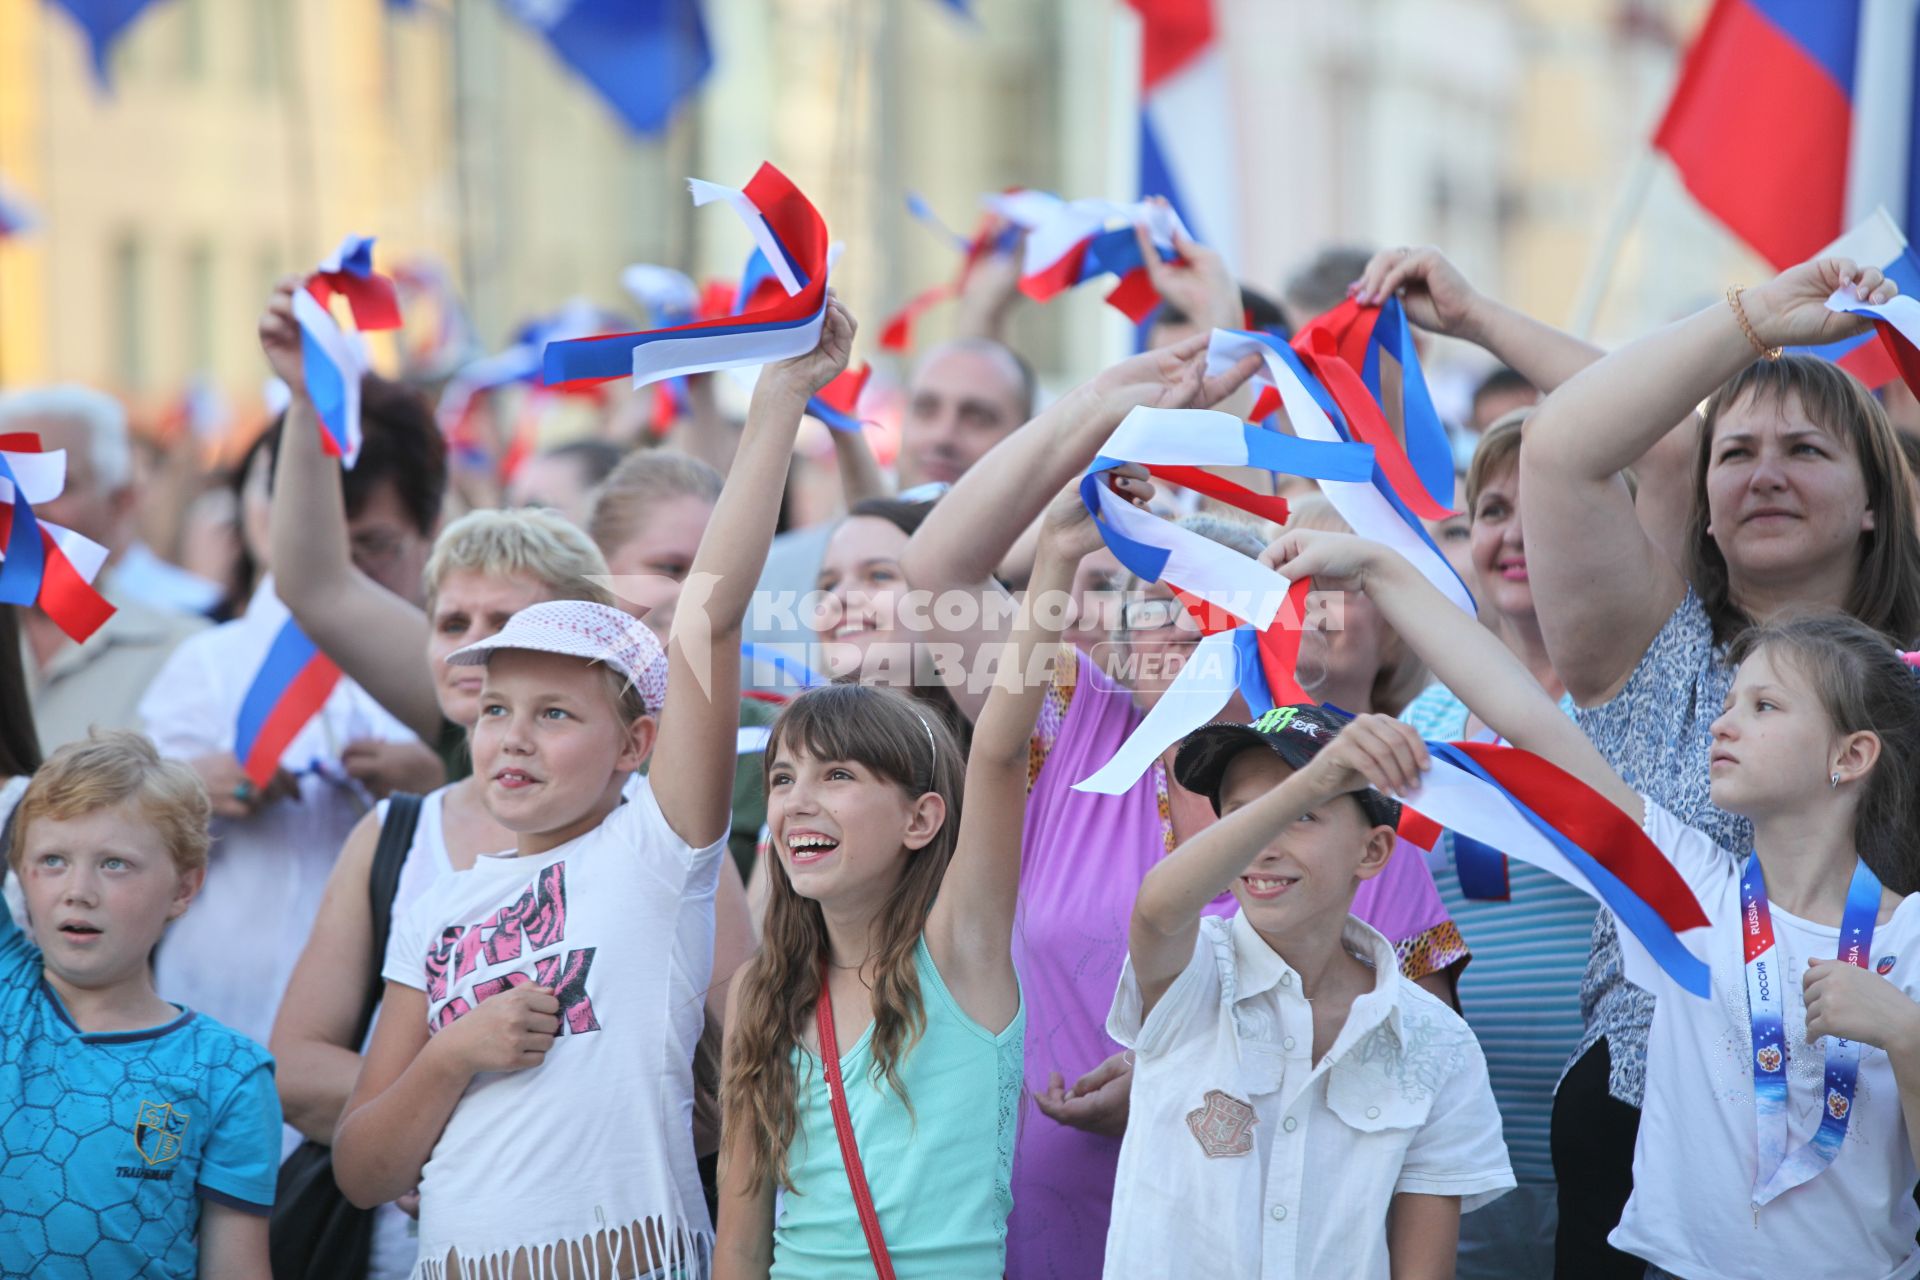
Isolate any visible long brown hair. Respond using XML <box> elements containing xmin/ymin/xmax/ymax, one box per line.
<box><xmin>721</xmin><ymin>683</ymin><xmax>968</xmax><ymax>1191</ymax></box>
<box><xmin>1729</xmin><ymin>612</ymin><xmax>1920</xmax><ymax>893</ymax></box>
<box><xmin>1687</xmin><ymin>356</ymin><xmax>1920</xmax><ymax>644</ymax></box>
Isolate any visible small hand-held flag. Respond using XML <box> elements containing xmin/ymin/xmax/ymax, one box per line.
<box><xmin>234</xmin><ymin>617</ymin><xmax>343</xmax><ymax>790</ymax></box>
<box><xmin>0</xmin><ymin>433</ymin><xmax>116</xmax><ymax>643</ymax></box>
<box><xmin>294</xmin><ymin>236</ymin><xmax>403</xmax><ymax>469</ymax></box>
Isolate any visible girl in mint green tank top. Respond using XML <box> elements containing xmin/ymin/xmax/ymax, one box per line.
<box><xmin>715</xmin><ymin>488</ymin><xmax>1109</xmax><ymax>1278</ymax></box>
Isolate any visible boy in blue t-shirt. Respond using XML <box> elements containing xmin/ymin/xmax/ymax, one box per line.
<box><xmin>1</xmin><ymin>731</ymin><xmax>280</xmax><ymax>1278</ymax></box>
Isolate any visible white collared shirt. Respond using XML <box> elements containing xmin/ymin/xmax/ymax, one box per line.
<box><xmin>1104</xmin><ymin>912</ymin><xmax>1512</xmax><ymax>1279</ymax></box>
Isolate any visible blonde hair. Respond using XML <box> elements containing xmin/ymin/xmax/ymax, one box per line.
<box><xmin>588</xmin><ymin>450</ymin><xmax>723</xmax><ymax>558</ymax></box>
<box><xmin>11</xmin><ymin>731</ymin><xmax>210</xmax><ymax>876</ymax></box>
<box><xmin>1283</xmin><ymin>495</ymin><xmax>1429</xmax><ymax>715</ymax></box>
<box><xmin>423</xmin><ymin>507</ymin><xmax>613</xmax><ymax>611</ymax></box>
<box><xmin>1465</xmin><ymin>411</ymin><xmax>1527</xmax><ymax>515</ymax></box>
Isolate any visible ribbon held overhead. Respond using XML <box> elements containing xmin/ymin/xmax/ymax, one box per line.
<box><xmin>543</xmin><ymin>164</ymin><xmax>833</xmax><ymax>391</ymax></box>
<box><xmin>1068</xmin><ymin>406</ymin><xmax>1378</xmax><ymax>796</ymax></box>
<box><xmin>984</xmin><ymin>190</ymin><xmax>1185</xmax><ymax>322</ymax></box>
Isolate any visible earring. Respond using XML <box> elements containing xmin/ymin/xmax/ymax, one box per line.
<box><xmin>1831</xmin><ymin>771</ymin><xmax>1842</xmax><ymax>789</ymax></box>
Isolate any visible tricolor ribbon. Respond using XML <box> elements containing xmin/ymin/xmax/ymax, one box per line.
<box><xmin>0</xmin><ymin>433</ymin><xmax>115</xmax><ymax>643</ymax></box>
<box><xmin>543</xmin><ymin>164</ymin><xmax>832</xmax><ymax>390</ymax></box>
<box><xmin>808</xmin><ymin>364</ymin><xmax>871</xmax><ymax>434</ymax></box>
<box><xmin>1206</xmin><ymin>327</ymin><xmax>1476</xmax><ymax>616</ymax></box>
<box><xmin>1400</xmin><ymin>741</ymin><xmax>1712</xmax><ymax>998</ymax></box>
<box><xmin>295</xmin><ymin>236</ymin><xmax>403</xmax><ymax>468</ymax></box>
<box><xmin>234</xmin><ymin>616</ymin><xmax>343</xmax><ymax>789</ymax></box>
<box><xmin>1069</xmin><ymin>407</ymin><xmax>1377</xmax><ymax>795</ymax></box>
<box><xmin>984</xmin><ymin>189</ymin><xmax>1184</xmax><ymax>322</ymax></box>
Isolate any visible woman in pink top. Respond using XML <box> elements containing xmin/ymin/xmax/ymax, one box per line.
<box><xmin>901</xmin><ymin>335</ymin><xmax>1466</xmax><ymax>1280</ymax></box>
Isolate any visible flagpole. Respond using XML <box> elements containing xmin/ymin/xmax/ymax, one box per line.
<box><xmin>1568</xmin><ymin>146</ymin><xmax>1658</xmax><ymax>339</ymax></box>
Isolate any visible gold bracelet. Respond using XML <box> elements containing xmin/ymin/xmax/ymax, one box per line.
<box><xmin>1727</xmin><ymin>286</ymin><xmax>1783</xmax><ymax>360</ymax></box>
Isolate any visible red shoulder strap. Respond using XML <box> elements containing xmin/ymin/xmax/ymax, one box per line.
<box><xmin>816</xmin><ymin>963</ymin><xmax>896</xmax><ymax>1279</ymax></box>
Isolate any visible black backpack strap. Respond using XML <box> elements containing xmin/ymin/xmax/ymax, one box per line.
<box><xmin>350</xmin><ymin>792</ymin><xmax>425</xmax><ymax>1048</ymax></box>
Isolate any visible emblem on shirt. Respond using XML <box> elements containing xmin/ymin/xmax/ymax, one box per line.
<box><xmin>1755</xmin><ymin>1045</ymin><xmax>1782</xmax><ymax>1074</ymax></box>
<box><xmin>1827</xmin><ymin>1089</ymin><xmax>1851</xmax><ymax>1121</ymax></box>
<box><xmin>1878</xmin><ymin>955</ymin><xmax>1897</xmax><ymax>975</ymax></box>
<box><xmin>1186</xmin><ymin>1089</ymin><xmax>1257</xmax><ymax>1158</ymax></box>
<box><xmin>133</xmin><ymin>1100</ymin><xmax>188</xmax><ymax>1166</ymax></box>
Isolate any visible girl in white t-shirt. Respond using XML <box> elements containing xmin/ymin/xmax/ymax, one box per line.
<box><xmin>711</xmin><ymin>482</ymin><xmax>1105</xmax><ymax>1279</ymax></box>
<box><xmin>333</xmin><ymin>298</ymin><xmax>858</xmax><ymax>1280</ymax></box>
<box><xmin>1270</xmin><ymin>527</ymin><xmax>1920</xmax><ymax>1280</ymax></box>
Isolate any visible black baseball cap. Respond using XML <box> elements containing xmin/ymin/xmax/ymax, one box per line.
<box><xmin>1173</xmin><ymin>704</ymin><xmax>1401</xmax><ymax>828</ymax></box>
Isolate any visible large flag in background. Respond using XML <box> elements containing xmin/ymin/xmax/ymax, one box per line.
<box><xmin>48</xmin><ymin>0</ymin><xmax>161</xmax><ymax>83</ymax></box>
<box><xmin>1125</xmin><ymin>0</ymin><xmax>1239</xmax><ymax>265</ymax></box>
<box><xmin>1654</xmin><ymin>0</ymin><xmax>1920</xmax><ymax>269</ymax></box>
<box><xmin>504</xmin><ymin>0</ymin><xmax>711</xmax><ymax>136</ymax></box>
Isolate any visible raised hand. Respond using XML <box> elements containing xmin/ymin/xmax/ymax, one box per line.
<box><xmin>433</xmin><ymin>983</ymin><xmax>561</xmax><ymax>1076</ymax></box>
<box><xmin>1039</xmin><ymin>466</ymin><xmax>1152</xmax><ymax>564</ymax></box>
<box><xmin>1089</xmin><ymin>331</ymin><xmax>1263</xmax><ymax>420</ymax></box>
<box><xmin>1743</xmin><ymin>257</ymin><xmax>1898</xmax><ymax>349</ymax></box>
<box><xmin>1134</xmin><ymin>198</ymin><xmax>1240</xmax><ymax>332</ymax></box>
<box><xmin>257</xmin><ymin>277</ymin><xmax>310</xmax><ymax>397</ymax></box>
<box><xmin>1304</xmin><ymin>713</ymin><xmax>1431</xmax><ymax>800</ymax></box>
<box><xmin>1349</xmin><ymin>246</ymin><xmax>1485</xmax><ymax>339</ymax></box>
<box><xmin>1259</xmin><ymin>526</ymin><xmax>1389</xmax><ymax>596</ymax></box>
<box><xmin>763</xmin><ymin>292</ymin><xmax>857</xmax><ymax>400</ymax></box>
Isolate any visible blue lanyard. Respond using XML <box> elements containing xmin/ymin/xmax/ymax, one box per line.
<box><xmin>1739</xmin><ymin>853</ymin><xmax>1882</xmax><ymax>1209</ymax></box>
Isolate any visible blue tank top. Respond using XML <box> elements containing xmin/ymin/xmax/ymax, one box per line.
<box><xmin>771</xmin><ymin>935</ymin><xmax>1025</xmax><ymax>1278</ymax></box>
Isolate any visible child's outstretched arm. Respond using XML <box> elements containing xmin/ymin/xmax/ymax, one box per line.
<box><xmin>1130</xmin><ymin>714</ymin><xmax>1421</xmax><ymax>1017</ymax></box>
<box><xmin>924</xmin><ymin>476</ymin><xmax>1134</xmax><ymax>1029</ymax></box>
<box><xmin>1263</xmin><ymin>527</ymin><xmax>1642</xmax><ymax>821</ymax></box>
<box><xmin>650</xmin><ymin>298</ymin><xmax>856</xmax><ymax>849</ymax></box>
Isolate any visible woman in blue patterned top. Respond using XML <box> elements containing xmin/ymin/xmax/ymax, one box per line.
<box><xmin>1400</xmin><ymin>413</ymin><xmax>1594</xmax><ymax>1280</ymax></box>
<box><xmin>1520</xmin><ymin>254</ymin><xmax>1920</xmax><ymax>1277</ymax></box>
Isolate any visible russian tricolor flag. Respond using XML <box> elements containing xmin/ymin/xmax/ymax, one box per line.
<box><xmin>0</xmin><ymin>433</ymin><xmax>116</xmax><ymax>644</ymax></box>
<box><xmin>1127</xmin><ymin>0</ymin><xmax>1239</xmax><ymax>264</ymax></box>
<box><xmin>1656</xmin><ymin>1</ymin><xmax>1920</xmax><ymax>272</ymax></box>
<box><xmin>234</xmin><ymin>618</ymin><xmax>342</xmax><ymax>790</ymax></box>
<box><xmin>294</xmin><ymin>236</ymin><xmax>403</xmax><ymax>468</ymax></box>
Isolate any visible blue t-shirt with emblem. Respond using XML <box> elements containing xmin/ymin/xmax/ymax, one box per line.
<box><xmin>0</xmin><ymin>899</ymin><xmax>281</xmax><ymax>1278</ymax></box>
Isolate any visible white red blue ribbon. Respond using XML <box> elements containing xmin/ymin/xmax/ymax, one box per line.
<box><xmin>543</xmin><ymin>164</ymin><xmax>831</xmax><ymax>390</ymax></box>
<box><xmin>1401</xmin><ymin>741</ymin><xmax>1712</xmax><ymax>998</ymax></box>
<box><xmin>234</xmin><ymin>616</ymin><xmax>343</xmax><ymax>789</ymax></box>
<box><xmin>1069</xmin><ymin>407</ymin><xmax>1376</xmax><ymax>795</ymax></box>
<box><xmin>1740</xmin><ymin>853</ymin><xmax>1881</xmax><ymax>1206</ymax></box>
<box><xmin>879</xmin><ymin>193</ymin><xmax>1024</xmax><ymax>352</ymax></box>
<box><xmin>1206</xmin><ymin>327</ymin><xmax>1476</xmax><ymax>617</ymax></box>
<box><xmin>296</xmin><ymin>236</ymin><xmax>403</xmax><ymax>468</ymax></box>
<box><xmin>1823</xmin><ymin>281</ymin><xmax>1920</xmax><ymax>394</ymax></box>
<box><xmin>0</xmin><ymin>433</ymin><xmax>115</xmax><ymax>643</ymax></box>
<box><xmin>984</xmin><ymin>189</ymin><xmax>1185</xmax><ymax>321</ymax></box>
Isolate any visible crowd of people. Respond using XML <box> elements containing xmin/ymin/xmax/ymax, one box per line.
<box><xmin>2</xmin><ymin>204</ymin><xmax>1920</xmax><ymax>1280</ymax></box>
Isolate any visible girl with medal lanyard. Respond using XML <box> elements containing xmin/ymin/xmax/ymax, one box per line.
<box><xmin>1264</xmin><ymin>525</ymin><xmax>1920</xmax><ymax>1280</ymax></box>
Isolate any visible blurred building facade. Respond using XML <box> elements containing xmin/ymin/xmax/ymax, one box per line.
<box><xmin>0</xmin><ymin>0</ymin><xmax>1773</xmax><ymax>421</ymax></box>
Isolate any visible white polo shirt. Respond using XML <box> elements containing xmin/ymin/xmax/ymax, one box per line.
<box><xmin>1104</xmin><ymin>911</ymin><xmax>1512</xmax><ymax>1279</ymax></box>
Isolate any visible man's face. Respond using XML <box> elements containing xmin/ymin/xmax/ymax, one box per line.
<box><xmin>348</xmin><ymin>479</ymin><xmax>431</xmax><ymax>606</ymax></box>
<box><xmin>507</xmin><ymin>452</ymin><xmax>598</xmax><ymax>530</ymax></box>
<box><xmin>30</xmin><ymin>415</ymin><xmax>129</xmax><ymax>552</ymax></box>
<box><xmin>897</xmin><ymin>346</ymin><xmax>1026</xmax><ymax>489</ymax></box>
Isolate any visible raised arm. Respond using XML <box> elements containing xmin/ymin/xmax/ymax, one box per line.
<box><xmin>1351</xmin><ymin>246</ymin><xmax>1605</xmax><ymax>396</ymax></box>
<box><xmin>899</xmin><ymin>335</ymin><xmax>1260</xmax><ymax>720</ymax></box>
<box><xmin>1263</xmin><ymin>527</ymin><xmax>1638</xmax><ymax>819</ymax></box>
<box><xmin>651</xmin><ymin>298</ymin><xmax>856</xmax><ymax>848</ymax></box>
<box><xmin>257</xmin><ymin>282</ymin><xmax>443</xmax><ymax>742</ymax></box>
<box><xmin>269</xmin><ymin>810</ymin><xmax>383</xmax><ymax>1142</ymax></box>
<box><xmin>1520</xmin><ymin>256</ymin><xmax>1894</xmax><ymax>704</ymax></box>
<box><xmin>925</xmin><ymin>483</ymin><xmax>1090</xmax><ymax>1029</ymax></box>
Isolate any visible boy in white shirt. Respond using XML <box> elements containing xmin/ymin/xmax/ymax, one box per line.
<box><xmin>1106</xmin><ymin>704</ymin><xmax>1512</xmax><ymax>1279</ymax></box>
